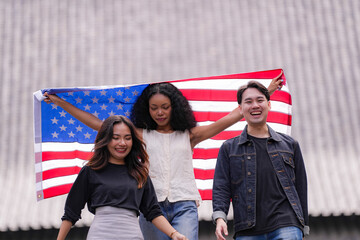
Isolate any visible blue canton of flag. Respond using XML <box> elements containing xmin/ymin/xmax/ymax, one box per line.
<box><xmin>41</xmin><ymin>84</ymin><xmax>148</xmax><ymax>144</ymax></box>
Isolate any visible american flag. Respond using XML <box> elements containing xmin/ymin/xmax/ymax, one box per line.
<box><xmin>33</xmin><ymin>69</ymin><xmax>291</xmax><ymax>201</ymax></box>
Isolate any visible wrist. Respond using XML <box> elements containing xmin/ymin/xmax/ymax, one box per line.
<box><xmin>169</xmin><ymin>230</ymin><xmax>178</xmax><ymax>239</ymax></box>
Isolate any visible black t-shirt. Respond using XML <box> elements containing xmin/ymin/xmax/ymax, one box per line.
<box><xmin>236</xmin><ymin>135</ymin><xmax>302</xmax><ymax>236</ymax></box>
<box><xmin>61</xmin><ymin>162</ymin><xmax>162</xmax><ymax>225</ymax></box>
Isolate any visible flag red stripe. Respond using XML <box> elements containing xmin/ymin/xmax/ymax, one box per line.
<box><xmin>194</xmin><ymin>111</ymin><xmax>291</xmax><ymax>125</ymax></box>
<box><xmin>198</xmin><ymin>189</ymin><xmax>212</xmax><ymax>200</ymax></box>
<box><xmin>43</xmin><ymin>184</ymin><xmax>73</xmax><ymax>199</ymax></box>
<box><xmin>194</xmin><ymin>169</ymin><xmax>215</xmax><ymax>180</ymax></box>
<box><xmin>193</xmin><ymin>148</ymin><xmax>220</xmax><ymax>159</ymax></box>
<box><xmin>172</xmin><ymin>69</ymin><xmax>284</xmax><ymax>82</ymax></box>
<box><xmin>42</xmin><ymin>166</ymin><xmax>81</xmax><ymax>180</ymax></box>
<box><xmin>42</xmin><ymin>166</ymin><xmax>215</xmax><ymax>182</ymax></box>
<box><xmin>180</xmin><ymin>89</ymin><xmax>291</xmax><ymax>104</ymax></box>
<box><xmin>42</xmin><ymin>150</ymin><xmax>92</xmax><ymax>161</ymax></box>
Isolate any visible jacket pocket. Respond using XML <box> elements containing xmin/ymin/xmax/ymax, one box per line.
<box><xmin>281</xmin><ymin>152</ymin><xmax>295</xmax><ymax>182</ymax></box>
<box><xmin>229</xmin><ymin>155</ymin><xmax>246</xmax><ymax>185</ymax></box>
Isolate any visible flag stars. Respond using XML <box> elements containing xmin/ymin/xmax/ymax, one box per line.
<box><xmin>59</xmin><ymin>125</ymin><xmax>67</xmax><ymax>131</ymax></box>
<box><xmin>124</xmin><ymin>96</ymin><xmax>131</xmax><ymax>103</ymax></box>
<box><xmin>92</xmin><ymin>111</ymin><xmax>100</xmax><ymax>118</ymax></box>
<box><xmin>75</xmin><ymin>97</ymin><xmax>83</xmax><ymax>104</ymax></box>
<box><xmin>67</xmin><ymin>118</ymin><xmax>75</xmax><ymax>125</ymax></box>
<box><xmin>52</xmin><ymin>132</ymin><xmax>59</xmax><ymax>138</ymax></box>
<box><xmin>76</xmin><ymin>125</ymin><xmax>83</xmax><ymax>132</ymax></box>
<box><xmin>108</xmin><ymin>111</ymin><xmax>115</xmax><ymax>116</ymax></box>
<box><xmin>108</xmin><ymin>96</ymin><xmax>115</xmax><ymax>103</ymax></box>
<box><xmin>59</xmin><ymin>110</ymin><xmax>67</xmax><ymax>117</ymax></box>
<box><xmin>68</xmin><ymin>131</ymin><xmax>75</xmax><ymax>138</ymax></box>
<box><xmin>117</xmin><ymin>103</ymin><xmax>123</xmax><ymax>110</ymax></box>
<box><xmin>132</xmin><ymin>90</ymin><xmax>139</xmax><ymax>96</ymax></box>
<box><xmin>51</xmin><ymin>104</ymin><xmax>58</xmax><ymax>110</ymax></box>
<box><xmin>51</xmin><ymin>117</ymin><xmax>59</xmax><ymax>124</ymax></box>
<box><xmin>68</xmin><ymin>92</ymin><xmax>74</xmax><ymax>96</ymax></box>
<box><xmin>125</xmin><ymin>110</ymin><xmax>131</xmax><ymax>117</ymax></box>
<box><xmin>84</xmin><ymin>132</ymin><xmax>92</xmax><ymax>139</ymax></box>
<box><xmin>100</xmin><ymin>90</ymin><xmax>107</xmax><ymax>96</ymax></box>
<box><xmin>92</xmin><ymin>96</ymin><xmax>99</xmax><ymax>104</ymax></box>
<box><xmin>84</xmin><ymin>104</ymin><xmax>91</xmax><ymax>111</ymax></box>
<box><xmin>100</xmin><ymin>104</ymin><xmax>108</xmax><ymax>110</ymax></box>
<box><xmin>116</xmin><ymin>90</ymin><xmax>123</xmax><ymax>96</ymax></box>
<box><xmin>84</xmin><ymin>91</ymin><xmax>91</xmax><ymax>96</ymax></box>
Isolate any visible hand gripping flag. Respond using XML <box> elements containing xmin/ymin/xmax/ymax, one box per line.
<box><xmin>33</xmin><ymin>69</ymin><xmax>291</xmax><ymax>201</ymax></box>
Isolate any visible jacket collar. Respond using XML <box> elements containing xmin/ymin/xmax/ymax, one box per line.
<box><xmin>238</xmin><ymin>124</ymin><xmax>282</xmax><ymax>145</ymax></box>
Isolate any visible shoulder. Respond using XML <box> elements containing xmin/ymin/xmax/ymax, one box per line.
<box><xmin>275</xmin><ymin>131</ymin><xmax>298</xmax><ymax>143</ymax></box>
<box><xmin>221</xmin><ymin>135</ymin><xmax>241</xmax><ymax>149</ymax></box>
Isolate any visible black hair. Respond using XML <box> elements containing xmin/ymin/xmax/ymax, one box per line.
<box><xmin>130</xmin><ymin>82</ymin><xmax>197</xmax><ymax>131</ymax></box>
<box><xmin>237</xmin><ymin>81</ymin><xmax>270</xmax><ymax>104</ymax></box>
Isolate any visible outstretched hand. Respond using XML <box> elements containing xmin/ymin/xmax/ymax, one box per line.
<box><xmin>43</xmin><ymin>92</ymin><xmax>61</xmax><ymax>104</ymax></box>
<box><xmin>267</xmin><ymin>70</ymin><xmax>284</xmax><ymax>95</ymax></box>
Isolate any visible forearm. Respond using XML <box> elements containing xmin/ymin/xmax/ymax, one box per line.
<box><xmin>151</xmin><ymin>216</ymin><xmax>178</xmax><ymax>238</ymax></box>
<box><xmin>46</xmin><ymin>93</ymin><xmax>103</xmax><ymax>130</ymax></box>
<box><xmin>191</xmin><ymin>107</ymin><xmax>242</xmax><ymax>147</ymax></box>
<box><xmin>57</xmin><ymin>220</ymin><xmax>72</xmax><ymax>240</ymax></box>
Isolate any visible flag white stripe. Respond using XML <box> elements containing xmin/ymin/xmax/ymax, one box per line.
<box><xmin>35</xmin><ymin>159</ymin><xmax>88</xmax><ymax>173</ymax></box>
<box><xmin>193</xmin><ymin>159</ymin><xmax>217</xmax><ymax>170</ymax></box>
<box><xmin>190</xmin><ymin>100</ymin><xmax>292</xmax><ymax>115</ymax></box>
<box><xmin>41</xmin><ymin>142</ymin><xmax>94</xmax><ymax>152</ymax></box>
<box><xmin>173</xmin><ymin>79</ymin><xmax>290</xmax><ymax>93</ymax></box>
<box><xmin>37</xmin><ymin>174</ymin><xmax>78</xmax><ymax>191</ymax></box>
<box><xmin>195</xmin><ymin>179</ymin><xmax>213</xmax><ymax>190</ymax></box>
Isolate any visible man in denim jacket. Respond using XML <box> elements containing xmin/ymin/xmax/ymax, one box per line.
<box><xmin>212</xmin><ymin>81</ymin><xmax>309</xmax><ymax>240</ymax></box>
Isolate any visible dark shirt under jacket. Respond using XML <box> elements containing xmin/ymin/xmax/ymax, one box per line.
<box><xmin>61</xmin><ymin>163</ymin><xmax>162</xmax><ymax>225</ymax></box>
<box><xmin>236</xmin><ymin>135</ymin><xmax>301</xmax><ymax>236</ymax></box>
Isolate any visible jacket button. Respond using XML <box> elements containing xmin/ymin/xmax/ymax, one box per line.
<box><xmin>247</xmin><ymin>172</ymin><xmax>251</xmax><ymax>176</ymax></box>
<box><xmin>248</xmin><ymin>189</ymin><xmax>252</xmax><ymax>193</ymax></box>
<box><xmin>248</xmin><ymin>222</ymin><xmax>252</xmax><ymax>226</ymax></box>
<box><xmin>247</xmin><ymin>156</ymin><xmax>251</xmax><ymax>160</ymax></box>
<box><xmin>247</xmin><ymin>205</ymin><xmax>251</xmax><ymax>209</ymax></box>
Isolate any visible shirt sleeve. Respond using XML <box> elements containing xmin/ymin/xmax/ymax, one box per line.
<box><xmin>293</xmin><ymin>140</ymin><xmax>309</xmax><ymax>232</ymax></box>
<box><xmin>212</xmin><ymin>142</ymin><xmax>232</xmax><ymax>223</ymax></box>
<box><xmin>61</xmin><ymin>166</ymin><xmax>91</xmax><ymax>225</ymax></box>
<box><xmin>139</xmin><ymin>177</ymin><xmax>163</xmax><ymax>222</ymax></box>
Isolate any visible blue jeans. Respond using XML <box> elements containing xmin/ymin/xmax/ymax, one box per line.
<box><xmin>235</xmin><ymin>226</ymin><xmax>303</xmax><ymax>240</ymax></box>
<box><xmin>139</xmin><ymin>199</ymin><xmax>198</xmax><ymax>240</ymax></box>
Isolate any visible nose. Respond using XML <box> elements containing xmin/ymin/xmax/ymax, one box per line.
<box><xmin>157</xmin><ymin>109</ymin><xmax>163</xmax><ymax>115</ymax></box>
<box><xmin>252</xmin><ymin>101</ymin><xmax>260</xmax><ymax>108</ymax></box>
<box><xmin>118</xmin><ymin>138</ymin><xmax>126</xmax><ymax>145</ymax></box>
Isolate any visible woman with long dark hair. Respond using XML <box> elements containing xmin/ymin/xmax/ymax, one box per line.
<box><xmin>56</xmin><ymin>116</ymin><xmax>188</xmax><ymax>240</ymax></box>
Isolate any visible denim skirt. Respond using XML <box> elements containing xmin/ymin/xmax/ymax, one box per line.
<box><xmin>87</xmin><ymin>206</ymin><xmax>144</xmax><ymax>240</ymax></box>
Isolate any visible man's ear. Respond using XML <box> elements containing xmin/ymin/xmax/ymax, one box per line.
<box><xmin>268</xmin><ymin>100</ymin><xmax>271</xmax><ymax>110</ymax></box>
<box><xmin>238</xmin><ymin>104</ymin><xmax>243</xmax><ymax>115</ymax></box>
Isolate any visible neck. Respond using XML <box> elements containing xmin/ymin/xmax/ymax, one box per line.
<box><xmin>156</xmin><ymin>126</ymin><xmax>174</xmax><ymax>133</ymax></box>
<box><xmin>247</xmin><ymin>124</ymin><xmax>270</xmax><ymax>138</ymax></box>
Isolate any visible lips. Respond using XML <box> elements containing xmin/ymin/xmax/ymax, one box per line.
<box><xmin>115</xmin><ymin>148</ymin><xmax>127</xmax><ymax>153</ymax></box>
<box><xmin>250</xmin><ymin>111</ymin><xmax>261</xmax><ymax>116</ymax></box>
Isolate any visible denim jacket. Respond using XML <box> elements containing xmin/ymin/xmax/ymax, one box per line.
<box><xmin>212</xmin><ymin>125</ymin><xmax>309</xmax><ymax>236</ymax></box>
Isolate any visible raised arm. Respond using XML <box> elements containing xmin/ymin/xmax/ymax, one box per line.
<box><xmin>44</xmin><ymin>92</ymin><xmax>103</xmax><ymax>131</ymax></box>
<box><xmin>190</xmin><ymin>71</ymin><xmax>283</xmax><ymax>148</ymax></box>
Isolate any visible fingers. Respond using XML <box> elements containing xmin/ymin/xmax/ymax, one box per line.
<box><xmin>215</xmin><ymin>225</ymin><xmax>228</xmax><ymax>240</ymax></box>
<box><xmin>274</xmin><ymin>70</ymin><xmax>283</xmax><ymax>80</ymax></box>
